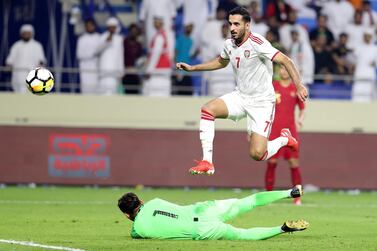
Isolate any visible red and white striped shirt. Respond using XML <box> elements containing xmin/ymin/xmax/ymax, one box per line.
<box><xmin>147</xmin><ymin>29</ymin><xmax>171</xmax><ymax>72</ymax></box>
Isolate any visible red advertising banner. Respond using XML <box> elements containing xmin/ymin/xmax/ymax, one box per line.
<box><xmin>0</xmin><ymin>126</ymin><xmax>376</xmax><ymax>189</ymax></box>
<box><xmin>48</xmin><ymin>134</ymin><xmax>110</xmax><ymax>178</ymax></box>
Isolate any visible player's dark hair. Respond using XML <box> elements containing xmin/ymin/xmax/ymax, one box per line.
<box><xmin>229</xmin><ymin>6</ymin><xmax>251</xmax><ymax>23</ymax></box>
<box><xmin>118</xmin><ymin>192</ymin><xmax>141</xmax><ymax>214</ymax></box>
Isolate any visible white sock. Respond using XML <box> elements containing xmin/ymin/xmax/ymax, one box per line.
<box><xmin>200</xmin><ymin>109</ymin><xmax>215</xmax><ymax>163</ymax></box>
<box><xmin>287</xmin><ymin>189</ymin><xmax>293</xmax><ymax>198</ymax></box>
<box><xmin>262</xmin><ymin>137</ymin><xmax>288</xmax><ymax>160</ymax></box>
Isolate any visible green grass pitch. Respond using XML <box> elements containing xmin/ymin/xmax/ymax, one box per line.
<box><xmin>0</xmin><ymin>186</ymin><xmax>376</xmax><ymax>251</ymax></box>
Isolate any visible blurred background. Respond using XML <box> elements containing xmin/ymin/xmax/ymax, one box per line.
<box><xmin>0</xmin><ymin>0</ymin><xmax>376</xmax><ymax>190</ymax></box>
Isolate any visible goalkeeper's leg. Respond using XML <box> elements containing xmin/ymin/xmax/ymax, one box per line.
<box><xmin>222</xmin><ymin>224</ymin><xmax>283</xmax><ymax>240</ymax></box>
<box><xmin>195</xmin><ymin>219</ymin><xmax>309</xmax><ymax>240</ymax></box>
<box><xmin>195</xmin><ymin>222</ymin><xmax>282</xmax><ymax>240</ymax></box>
<box><xmin>207</xmin><ymin>186</ymin><xmax>302</xmax><ymax>222</ymax></box>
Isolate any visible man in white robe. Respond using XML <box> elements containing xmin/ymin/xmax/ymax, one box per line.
<box><xmin>76</xmin><ymin>19</ymin><xmax>101</xmax><ymax>94</ymax></box>
<box><xmin>6</xmin><ymin>24</ymin><xmax>46</xmax><ymax>93</ymax></box>
<box><xmin>97</xmin><ymin>17</ymin><xmax>124</xmax><ymax>95</ymax></box>
<box><xmin>352</xmin><ymin>29</ymin><xmax>377</xmax><ymax>102</ymax></box>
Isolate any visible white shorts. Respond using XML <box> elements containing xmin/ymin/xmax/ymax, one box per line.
<box><xmin>220</xmin><ymin>91</ymin><xmax>275</xmax><ymax>137</ymax></box>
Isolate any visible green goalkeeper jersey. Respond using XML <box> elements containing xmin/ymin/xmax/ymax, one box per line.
<box><xmin>131</xmin><ymin>198</ymin><xmax>198</xmax><ymax>239</ymax></box>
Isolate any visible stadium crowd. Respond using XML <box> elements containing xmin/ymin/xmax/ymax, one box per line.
<box><xmin>5</xmin><ymin>0</ymin><xmax>377</xmax><ymax>101</ymax></box>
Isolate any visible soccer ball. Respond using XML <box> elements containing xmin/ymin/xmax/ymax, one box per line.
<box><xmin>26</xmin><ymin>67</ymin><xmax>54</xmax><ymax>95</ymax></box>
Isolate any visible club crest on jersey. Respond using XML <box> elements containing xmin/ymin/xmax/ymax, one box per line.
<box><xmin>244</xmin><ymin>50</ymin><xmax>250</xmax><ymax>58</ymax></box>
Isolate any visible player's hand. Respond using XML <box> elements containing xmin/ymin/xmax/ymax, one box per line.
<box><xmin>176</xmin><ymin>62</ymin><xmax>193</xmax><ymax>72</ymax></box>
<box><xmin>297</xmin><ymin>84</ymin><xmax>308</xmax><ymax>102</ymax></box>
<box><xmin>296</xmin><ymin>120</ymin><xmax>303</xmax><ymax>130</ymax></box>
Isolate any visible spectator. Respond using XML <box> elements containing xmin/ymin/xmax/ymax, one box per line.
<box><xmin>249</xmin><ymin>1</ymin><xmax>268</xmax><ymax>36</ymax></box>
<box><xmin>361</xmin><ymin>0</ymin><xmax>377</xmax><ymax>29</ymax></box>
<box><xmin>217</xmin><ymin>0</ymin><xmax>239</xmax><ymax>15</ymax></box>
<box><xmin>265</xmin><ymin>16</ymin><xmax>281</xmax><ymax>42</ymax></box>
<box><xmin>182</xmin><ymin>0</ymin><xmax>218</xmax><ymax>55</ymax></box>
<box><xmin>123</xmin><ymin>23</ymin><xmax>143</xmax><ymax>94</ymax></box>
<box><xmin>6</xmin><ymin>24</ymin><xmax>46</xmax><ymax>93</ymax></box>
<box><xmin>321</xmin><ymin>69</ymin><xmax>337</xmax><ymax>85</ymax></box>
<box><xmin>285</xmin><ymin>0</ymin><xmax>316</xmax><ymax>19</ymax></box>
<box><xmin>265</xmin><ymin>29</ymin><xmax>284</xmax><ymax>52</ymax></box>
<box><xmin>174</xmin><ymin>23</ymin><xmax>194</xmax><ymax>95</ymax></box>
<box><xmin>265</xmin><ymin>0</ymin><xmax>293</xmax><ymax>24</ymax></box>
<box><xmin>345</xmin><ymin>10</ymin><xmax>369</xmax><ymax>50</ymax></box>
<box><xmin>352</xmin><ymin>29</ymin><xmax>377</xmax><ymax>101</ymax></box>
<box><xmin>206</xmin><ymin>22</ymin><xmax>235</xmax><ymax>96</ymax></box>
<box><xmin>98</xmin><ymin>17</ymin><xmax>124</xmax><ymax>95</ymax></box>
<box><xmin>309</xmin><ymin>15</ymin><xmax>335</xmax><ymax>49</ymax></box>
<box><xmin>312</xmin><ymin>34</ymin><xmax>335</xmax><ymax>78</ymax></box>
<box><xmin>139</xmin><ymin>0</ymin><xmax>179</xmax><ymax>61</ymax></box>
<box><xmin>143</xmin><ymin>17</ymin><xmax>172</xmax><ymax>97</ymax></box>
<box><xmin>76</xmin><ymin>19</ymin><xmax>100</xmax><ymax>94</ymax></box>
<box><xmin>200</xmin><ymin>7</ymin><xmax>227</xmax><ymax>62</ymax></box>
<box><xmin>279</xmin><ymin>10</ymin><xmax>310</xmax><ymax>51</ymax></box>
<box><xmin>248</xmin><ymin>0</ymin><xmax>263</xmax><ymax>19</ymax></box>
<box><xmin>265</xmin><ymin>29</ymin><xmax>285</xmax><ymax>79</ymax></box>
<box><xmin>321</xmin><ymin>0</ymin><xmax>354</xmax><ymax>38</ymax></box>
<box><xmin>332</xmin><ymin>33</ymin><xmax>354</xmax><ymax>76</ymax></box>
<box><xmin>288</xmin><ymin>30</ymin><xmax>314</xmax><ymax>86</ymax></box>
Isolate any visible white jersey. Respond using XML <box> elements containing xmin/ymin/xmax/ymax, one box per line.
<box><xmin>220</xmin><ymin>32</ymin><xmax>279</xmax><ymax>101</ymax></box>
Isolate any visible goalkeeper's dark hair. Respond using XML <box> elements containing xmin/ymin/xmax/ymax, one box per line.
<box><xmin>118</xmin><ymin>192</ymin><xmax>141</xmax><ymax>214</ymax></box>
<box><xmin>228</xmin><ymin>6</ymin><xmax>251</xmax><ymax>23</ymax></box>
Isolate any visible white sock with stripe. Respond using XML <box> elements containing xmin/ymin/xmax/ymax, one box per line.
<box><xmin>200</xmin><ymin>109</ymin><xmax>215</xmax><ymax>163</ymax></box>
<box><xmin>260</xmin><ymin>137</ymin><xmax>288</xmax><ymax>161</ymax></box>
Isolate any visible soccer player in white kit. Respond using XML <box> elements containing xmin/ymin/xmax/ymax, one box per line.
<box><xmin>176</xmin><ymin>7</ymin><xmax>308</xmax><ymax>175</ymax></box>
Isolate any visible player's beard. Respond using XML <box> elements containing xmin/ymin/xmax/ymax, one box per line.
<box><xmin>232</xmin><ymin>28</ymin><xmax>247</xmax><ymax>45</ymax></box>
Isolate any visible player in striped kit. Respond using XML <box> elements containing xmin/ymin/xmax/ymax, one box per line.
<box><xmin>176</xmin><ymin>7</ymin><xmax>308</xmax><ymax>175</ymax></box>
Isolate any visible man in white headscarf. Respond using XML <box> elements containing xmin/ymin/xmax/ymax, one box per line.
<box><xmin>139</xmin><ymin>0</ymin><xmax>179</xmax><ymax>61</ymax></box>
<box><xmin>6</xmin><ymin>24</ymin><xmax>46</xmax><ymax>93</ymax></box>
<box><xmin>97</xmin><ymin>17</ymin><xmax>124</xmax><ymax>95</ymax></box>
<box><xmin>288</xmin><ymin>29</ymin><xmax>314</xmax><ymax>86</ymax></box>
<box><xmin>76</xmin><ymin>18</ymin><xmax>101</xmax><ymax>94</ymax></box>
<box><xmin>182</xmin><ymin>0</ymin><xmax>218</xmax><ymax>54</ymax></box>
<box><xmin>352</xmin><ymin>29</ymin><xmax>377</xmax><ymax>102</ymax></box>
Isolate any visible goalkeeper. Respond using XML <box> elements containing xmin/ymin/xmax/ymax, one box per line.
<box><xmin>117</xmin><ymin>185</ymin><xmax>309</xmax><ymax>240</ymax></box>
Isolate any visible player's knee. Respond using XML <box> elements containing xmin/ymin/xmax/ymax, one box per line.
<box><xmin>201</xmin><ymin>104</ymin><xmax>215</xmax><ymax>116</ymax></box>
<box><xmin>249</xmin><ymin>148</ymin><xmax>266</xmax><ymax>161</ymax></box>
<box><xmin>288</xmin><ymin>158</ymin><xmax>299</xmax><ymax>167</ymax></box>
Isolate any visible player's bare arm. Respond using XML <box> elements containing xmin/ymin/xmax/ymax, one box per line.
<box><xmin>273</xmin><ymin>52</ymin><xmax>308</xmax><ymax>102</ymax></box>
<box><xmin>176</xmin><ymin>56</ymin><xmax>229</xmax><ymax>72</ymax></box>
<box><xmin>296</xmin><ymin>109</ymin><xmax>305</xmax><ymax>129</ymax></box>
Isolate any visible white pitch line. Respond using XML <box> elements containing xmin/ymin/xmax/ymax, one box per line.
<box><xmin>0</xmin><ymin>200</ymin><xmax>112</xmax><ymax>205</ymax></box>
<box><xmin>0</xmin><ymin>239</ymin><xmax>85</xmax><ymax>251</ymax></box>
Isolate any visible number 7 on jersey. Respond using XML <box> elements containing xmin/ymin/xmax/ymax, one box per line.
<box><xmin>235</xmin><ymin>57</ymin><xmax>240</xmax><ymax>68</ymax></box>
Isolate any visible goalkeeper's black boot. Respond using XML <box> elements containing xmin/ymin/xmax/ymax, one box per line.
<box><xmin>290</xmin><ymin>185</ymin><xmax>303</xmax><ymax>198</ymax></box>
